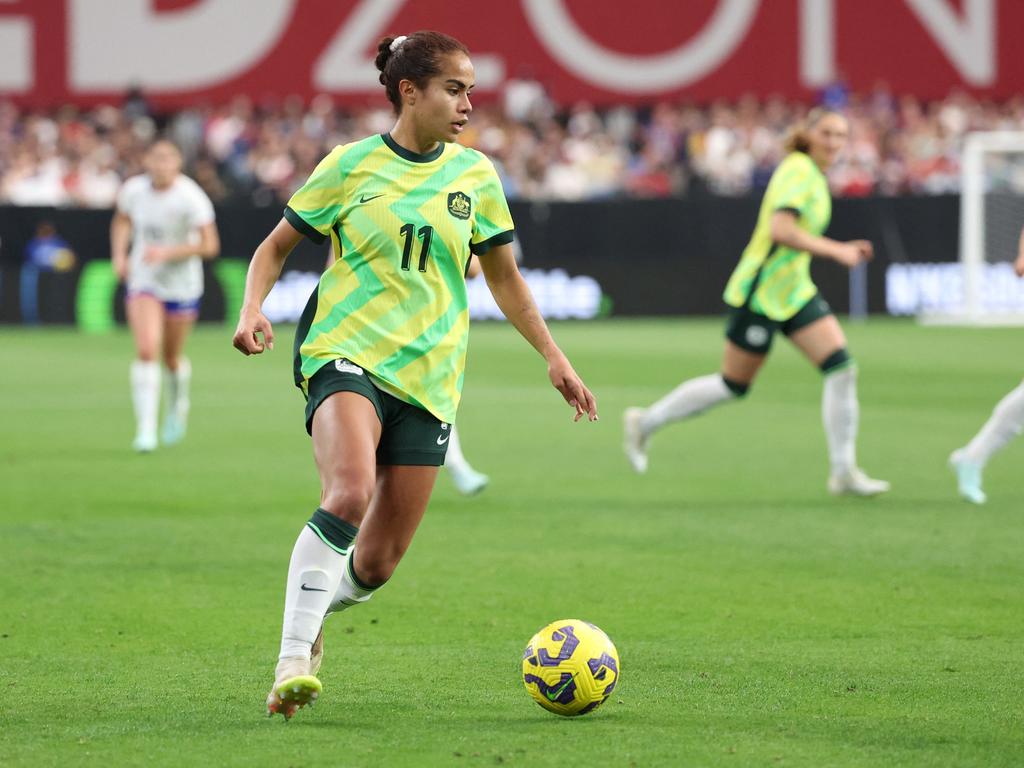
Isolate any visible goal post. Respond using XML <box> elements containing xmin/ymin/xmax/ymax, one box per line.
<box><xmin>919</xmin><ymin>131</ymin><xmax>1024</xmax><ymax>326</ymax></box>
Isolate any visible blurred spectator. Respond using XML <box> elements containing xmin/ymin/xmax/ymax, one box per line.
<box><xmin>503</xmin><ymin>68</ymin><xmax>554</xmax><ymax>124</ymax></box>
<box><xmin>820</xmin><ymin>75</ymin><xmax>850</xmax><ymax>111</ymax></box>
<box><xmin>2</xmin><ymin>89</ymin><xmax>1023</xmax><ymax>207</ymax></box>
<box><xmin>20</xmin><ymin>220</ymin><xmax>76</xmax><ymax>324</ymax></box>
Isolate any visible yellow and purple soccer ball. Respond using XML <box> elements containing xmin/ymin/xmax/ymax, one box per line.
<box><xmin>521</xmin><ymin>619</ymin><xmax>620</xmax><ymax>716</ymax></box>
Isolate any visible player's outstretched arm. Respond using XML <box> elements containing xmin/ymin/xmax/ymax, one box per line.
<box><xmin>479</xmin><ymin>243</ymin><xmax>597</xmax><ymax>422</ymax></box>
<box><xmin>770</xmin><ymin>211</ymin><xmax>872</xmax><ymax>268</ymax></box>
<box><xmin>144</xmin><ymin>222</ymin><xmax>220</xmax><ymax>264</ymax></box>
<box><xmin>233</xmin><ymin>218</ymin><xmax>303</xmax><ymax>356</ymax></box>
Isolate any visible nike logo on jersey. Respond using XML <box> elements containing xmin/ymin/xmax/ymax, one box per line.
<box><xmin>300</xmin><ymin>583</ymin><xmax>328</xmax><ymax>592</ymax></box>
<box><xmin>359</xmin><ymin>193</ymin><xmax>385</xmax><ymax>204</ymax></box>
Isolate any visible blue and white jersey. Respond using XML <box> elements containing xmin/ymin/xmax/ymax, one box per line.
<box><xmin>118</xmin><ymin>174</ymin><xmax>215</xmax><ymax>301</ymax></box>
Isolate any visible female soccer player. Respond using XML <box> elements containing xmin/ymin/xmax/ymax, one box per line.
<box><xmin>111</xmin><ymin>139</ymin><xmax>219</xmax><ymax>452</ymax></box>
<box><xmin>624</xmin><ymin>108</ymin><xmax>889</xmax><ymax>497</ymax></box>
<box><xmin>322</xmin><ymin>249</ymin><xmax>489</xmax><ymax>496</ymax></box>
<box><xmin>232</xmin><ymin>31</ymin><xmax>597</xmax><ymax>719</ymax></box>
<box><xmin>949</xmin><ymin>233</ymin><xmax>1024</xmax><ymax>504</ymax></box>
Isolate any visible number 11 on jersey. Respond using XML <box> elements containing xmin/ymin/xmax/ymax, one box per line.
<box><xmin>399</xmin><ymin>223</ymin><xmax>433</xmax><ymax>272</ymax></box>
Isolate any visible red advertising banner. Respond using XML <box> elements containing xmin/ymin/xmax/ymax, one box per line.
<box><xmin>1</xmin><ymin>0</ymin><xmax>1020</xmax><ymax>108</ymax></box>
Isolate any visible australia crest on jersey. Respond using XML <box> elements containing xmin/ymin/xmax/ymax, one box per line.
<box><xmin>447</xmin><ymin>191</ymin><xmax>471</xmax><ymax>220</ymax></box>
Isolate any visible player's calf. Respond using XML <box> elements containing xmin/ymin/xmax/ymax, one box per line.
<box><xmin>821</xmin><ymin>350</ymin><xmax>889</xmax><ymax>496</ymax></box>
<box><xmin>624</xmin><ymin>373</ymin><xmax>747</xmax><ymax>474</ymax></box>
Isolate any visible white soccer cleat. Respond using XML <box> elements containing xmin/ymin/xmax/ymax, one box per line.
<box><xmin>160</xmin><ymin>413</ymin><xmax>187</xmax><ymax>446</ymax></box>
<box><xmin>949</xmin><ymin>449</ymin><xmax>986</xmax><ymax>505</ymax></box>
<box><xmin>449</xmin><ymin>465</ymin><xmax>489</xmax><ymax>496</ymax></box>
<box><xmin>266</xmin><ymin>656</ymin><xmax>321</xmax><ymax>720</ymax></box>
<box><xmin>828</xmin><ymin>468</ymin><xmax>890</xmax><ymax>497</ymax></box>
<box><xmin>623</xmin><ymin>407</ymin><xmax>649</xmax><ymax>474</ymax></box>
<box><xmin>132</xmin><ymin>432</ymin><xmax>157</xmax><ymax>453</ymax></box>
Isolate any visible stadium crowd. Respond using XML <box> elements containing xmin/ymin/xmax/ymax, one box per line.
<box><xmin>2</xmin><ymin>83</ymin><xmax>1023</xmax><ymax>208</ymax></box>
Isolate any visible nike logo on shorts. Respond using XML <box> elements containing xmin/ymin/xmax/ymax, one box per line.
<box><xmin>335</xmin><ymin>359</ymin><xmax>363</xmax><ymax>375</ymax></box>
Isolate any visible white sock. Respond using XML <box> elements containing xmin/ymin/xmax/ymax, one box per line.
<box><xmin>279</xmin><ymin>526</ymin><xmax>347</xmax><ymax>661</ymax></box>
<box><xmin>328</xmin><ymin>548</ymin><xmax>379</xmax><ymax>614</ymax></box>
<box><xmin>639</xmin><ymin>373</ymin><xmax>736</xmax><ymax>435</ymax></box>
<box><xmin>444</xmin><ymin>424</ymin><xmax>469</xmax><ymax>474</ymax></box>
<box><xmin>963</xmin><ymin>381</ymin><xmax>1024</xmax><ymax>466</ymax></box>
<box><xmin>130</xmin><ymin>360</ymin><xmax>160</xmax><ymax>439</ymax></box>
<box><xmin>164</xmin><ymin>357</ymin><xmax>191</xmax><ymax>423</ymax></box>
<box><xmin>823</xmin><ymin>366</ymin><xmax>859</xmax><ymax>477</ymax></box>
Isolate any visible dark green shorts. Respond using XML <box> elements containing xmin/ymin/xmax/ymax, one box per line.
<box><xmin>303</xmin><ymin>359</ymin><xmax>450</xmax><ymax>466</ymax></box>
<box><xmin>725</xmin><ymin>293</ymin><xmax>833</xmax><ymax>355</ymax></box>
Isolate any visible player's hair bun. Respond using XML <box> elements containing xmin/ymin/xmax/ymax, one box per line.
<box><xmin>375</xmin><ymin>31</ymin><xmax>470</xmax><ymax>114</ymax></box>
<box><xmin>375</xmin><ymin>37</ymin><xmax>396</xmax><ymax>85</ymax></box>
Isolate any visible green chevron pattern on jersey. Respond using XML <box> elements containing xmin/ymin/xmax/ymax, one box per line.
<box><xmin>723</xmin><ymin>152</ymin><xmax>832</xmax><ymax>321</ymax></box>
<box><xmin>286</xmin><ymin>134</ymin><xmax>514</xmax><ymax>423</ymax></box>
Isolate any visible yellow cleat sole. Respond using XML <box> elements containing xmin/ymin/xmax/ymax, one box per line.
<box><xmin>268</xmin><ymin>675</ymin><xmax>322</xmax><ymax>719</ymax></box>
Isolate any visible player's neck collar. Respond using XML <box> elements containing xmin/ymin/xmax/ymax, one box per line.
<box><xmin>381</xmin><ymin>133</ymin><xmax>445</xmax><ymax>163</ymax></box>
<box><xmin>148</xmin><ymin>176</ymin><xmax>177</xmax><ymax>192</ymax></box>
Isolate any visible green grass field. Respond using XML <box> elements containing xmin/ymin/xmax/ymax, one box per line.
<box><xmin>2</xmin><ymin>318</ymin><xmax>1022</xmax><ymax>767</ymax></box>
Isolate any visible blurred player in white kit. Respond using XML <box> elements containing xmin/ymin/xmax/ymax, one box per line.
<box><xmin>950</xmin><ymin>228</ymin><xmax>1024</xmax><ymax>503</ymax></box>
<box><xmin>110</xmin><ymin>139</ymin><xmax>220</xmax><ymax>452</ymax></box>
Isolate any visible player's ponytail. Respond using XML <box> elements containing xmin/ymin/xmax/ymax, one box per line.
<box><xmin>785</xmin><ymin>107</ymin><xmax>838</xmax><ymax>155</ymax></box>
<box><xmin>375</xmin><ymin>30</ymin><xmax>470</xmax><ymax>114</ymax></box>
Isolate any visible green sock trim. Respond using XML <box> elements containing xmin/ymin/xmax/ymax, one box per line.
<box><xmin>347</xmin><ymin>551</ymin><xmax>385</xmax><ymax>591</ymax></box>
<box><xmin>824</xmin><ymin>360</ymin><xmax>855</xmax><ymax>375</ymax></box>
<box><xmin>307</xmin><ymin>508</ymin><xmax>358</xmax><ymax>555</ymax></box>
<box><xmin>820</xmin><ymin>348</ymin><xmax>854</xmax><ymax>374</ymax></box>
<box><xmin>721</xmin><ymin>375</ymin><xmax>750</xmax><ymax>397</ymax></box>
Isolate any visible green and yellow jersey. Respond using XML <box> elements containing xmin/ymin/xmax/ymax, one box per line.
<box><xmin>723</xmin><ymin>151</ymin><xmax>831</xmax><ymax>320</ymax></box>
<box><xmin>287</xmin><ymin>133</ymin><xmax>514</xmax><ymax>424</ymax></box>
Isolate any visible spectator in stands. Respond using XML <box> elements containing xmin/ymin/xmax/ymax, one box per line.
<box><xmin>3</xmin><ymin>90</ymin><xmax>1023</xmax><ymax>208</ymax></box>
<box><xmin>20</xmin><ymin>220</ymin><xmax>76</xmax><ymax>324</ymax></box>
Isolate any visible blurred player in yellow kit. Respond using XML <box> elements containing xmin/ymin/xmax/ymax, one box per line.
<box><xmin>624</xmin><ymin>109</ymin><xmax>888</xmax><ymax>496</ymax></box>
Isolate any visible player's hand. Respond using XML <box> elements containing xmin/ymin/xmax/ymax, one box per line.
<box><xmin>143</xmin><ymin>245</ymin><xmax>172</xmax><ymax>264</ymax></box>
<box><xmin>1015</xmin><ymin>252</ymin><xmax>1024</xmax><ymax>277</ymax></box>
<box><xmin>112</xmin><ymin>257</ymin><xmax>129</xmax><ymax>281</ymax></box>
<box><xmin>547</xmin><ymin>352</ymin><xmax>598</xmax><ymax>422</ymax></box>
<box><xmin>850</xmin><ymin>239</ymin><xmax>874</xmax><ymax>261</ymax></box>
<box><xmin>834</xmin><ymin>241</ymin><xmax>872</xmax><ymax>268</ymax></box>
<box><xmin>233</xmin><ymin>308</ymin><xmax>275</xmax><ymax>355</ymax></box>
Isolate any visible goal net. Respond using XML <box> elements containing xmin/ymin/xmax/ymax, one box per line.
<box><xmin>919</xmin><ymin>131</ymin><xmax>1024</xmax><ymax>325</ymax></box>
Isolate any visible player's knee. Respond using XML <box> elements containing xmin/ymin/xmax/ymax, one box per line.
<box><xmin>321</xmin><ymin>482</ymin><xmax>374</xmax><ymax>525</ymax></box>
<box><xmin>819</xmin><ymin>348</ymin><xmax>855</xmax><ymax>375</ymax></box>
<box><xmin>721</xmin><ymin>375</ymin><xmax>751</xmax><ymax>398</ymax></box>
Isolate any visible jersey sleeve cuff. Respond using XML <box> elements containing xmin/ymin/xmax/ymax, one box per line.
<box><xmin>469</xmin><ymin>229</ymin><xmax>515</xmax><ymax>255</ymax></box>
<box><xmin>284</xmin><ymin>206</ymin><xmax>327</xmax><ymax>244</ymax></box>
<box><xmin>775</xmin><ymin>206</ymin><xmax>801</xmax><ymax>216</ymax></box>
